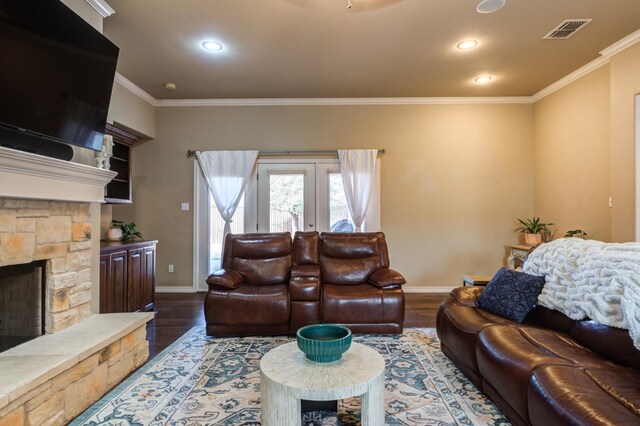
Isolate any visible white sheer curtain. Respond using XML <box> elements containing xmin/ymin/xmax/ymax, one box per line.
<box><xmin>338</xmin><ymin>149</ymin><xmax>379</xmax><ymax>232</ymax></box>
<box><xmin>196</xmin><ymin>150</ymin><xmax>258</xmax><ymax>237</ymax></box>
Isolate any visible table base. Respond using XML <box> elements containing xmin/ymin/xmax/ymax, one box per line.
<box><xmin>301</xmin><ymin>399</ymin><xmax>338</xmax><ymax>413</ymax></box>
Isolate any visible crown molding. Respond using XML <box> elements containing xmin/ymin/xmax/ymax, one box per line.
<box><xmin>114</xmin><ymin>73</ymin><xmax>158</xmax><ymax>106</ymax></box>
<box><xmin>531</xmin><ymin>56</ymin><xmax>610</xmax><ymax>102</ymax></box>
<box><xmin>84</xmin><ymin>0</ymin><xmax>115</xmax><ymax>18</ymax></box>
<box><xmin>599</xmin><ymin>28</ymin><xmax>640</xmax><ymax>58</ymax></box>
<box><xmin>532</xmin><ymin>29</ymin><xmax>640</xmax><ymax>102</ymax></box>
<box><xmin>114</xmin><ymin>79</ymin><xmax>533</xmax><ymax>107</ymax></box>
<box><xmin>115</xmin><ymin>29</ymin><xmax>640</xmax><ymax>108</ymax></box>
<box><xmin>155</xmin><ymin>96</ymin><xmax>533</xmax><ymax>107</ymax></box>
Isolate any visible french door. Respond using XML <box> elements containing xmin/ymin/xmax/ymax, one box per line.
<box><xmin>255</xmin><ymin>161</ymin><xmax>356</xmax><ymax>234</ymax></box>
<box><xmin>257</xmin><ymin>163</ymin><xmax>316</xmax><ymax>233</ymax></box>
<box><xmin>194</xmin><ymin>158</ymin><xmax>378</xmax><ymax>291</ymax></box>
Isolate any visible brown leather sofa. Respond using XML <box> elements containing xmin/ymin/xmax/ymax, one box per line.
<box><xmin>204</xmin><ymin>231</ymin><xmax>406</xmax><ymax>336</ymax></box>
<box><xmin>436</xmin><ymin>286</ymin><xmax>640</xmax><ymax>426</ymax></box>
<box><xmin>204</xmin><ymin>233</ymin><xmax>292</xmax><ymax>337</ymax></box>
<box><xmin>319</xmin><ymin>232</ymin><xmax>405</xmax><ymax>334</ymax></box>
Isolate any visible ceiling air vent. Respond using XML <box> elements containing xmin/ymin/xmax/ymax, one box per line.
<box><xmin>543</xmin><ymin>19</ymin><xmax>592</xmax><ymax>39</ymax></box>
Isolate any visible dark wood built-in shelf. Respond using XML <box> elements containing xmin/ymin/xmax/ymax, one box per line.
<box><xmin>104</xmin><ymin>123</ymin><xmax>142</xmax><ymax>204</ymax></box>
<box><xmin>100</xmin><ymin>240</ymin><xmax>158</xmax><ymax>314</ymax></box>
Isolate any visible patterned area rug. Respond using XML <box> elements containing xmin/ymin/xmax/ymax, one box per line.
<box><xmin>71</xmin><ymin>327</ymin><xmax>509</xmax><ymax>425</ymax></box>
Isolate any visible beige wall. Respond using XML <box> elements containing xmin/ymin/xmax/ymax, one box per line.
<box><xmin>533</xmin><ymin>65</ymin><xmax>612</xmax><ymax>241</ymax></box>
<box><xmin>75</xmin><ymin>82</ymin><xmax>156</xmax><ymax>167</ymax></box>
<box><xmin>106</xmin><ymin>40</ymin><xmax>640</xmax><ymax>291</ymax></box>
<box><xmin>61</xmin><ymin>0</ymin><xmax>102</xmax><ymax>32</ymax></box>
<box><xmin>610</xmin><ymin>42</ymin><xmax>640</xmax><ymax>242</ymax></box>
<box><xmin>117</xmin><ymin>104</ymin><xmax>534</xmax><ymax>289</ymax></box>
<box><xmin>107</xmin><ymin>82</ymin><xmax>157</xmax><ymax>139</ymax></box>
<box><xmin>532</xmin><ymin>41</ymin><xmax>640</xmax><ymax>243</ymax></box>
<box><xmin>110</xmin><ymin>42</ymin><xmax>640</xmax><ymax>292</ymax></box>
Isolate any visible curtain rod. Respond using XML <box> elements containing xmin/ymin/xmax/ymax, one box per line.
<box><xmin>186</xmin><ymin>149</ymin><xmax>385</xmax><ymax>158</ymax></box>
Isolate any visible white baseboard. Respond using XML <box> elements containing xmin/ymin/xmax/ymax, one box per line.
<box><xmin>403</xmin><ymin>286</ymin><xmax>455</xmax><ymax>293</ymax></box>
<box><xmin>156</xmin><ymin>285</ymin><xmax>453</xmax><ymax>294</ymax></box>
<box><xmin>155</xmin><ymin>286</ymin><xmax>197</xmax><ymax>293</ymax></box>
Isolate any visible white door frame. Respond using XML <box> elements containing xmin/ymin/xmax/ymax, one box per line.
<box><xmin>193</xmin><ymin>164</ymin><xmax>208</xmax><ymax>292</ymax></box>
<box><xmin>192</xmin><ymin>157</ymin><xmax>381</xmax><ymax>290</ymax></box>
<box><xmin>316</xmin><ymin>162</ymin><xmax>343</xmax><ymax>233</ymax></box>
<box><xmin>635</xmin><ymin>94</ymin><xmax>640</xmax><ymax>242</ymax></box>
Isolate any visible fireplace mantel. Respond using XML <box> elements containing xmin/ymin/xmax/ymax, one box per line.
<box><xmin>0</xmin><ymin>148</ymin><xmax>149</xmax><ymax>424</ymax></box>
<box><xmin>0</xmin><ymin>146</ymin><xmax>117</xmax><ymax>203</ymax></box>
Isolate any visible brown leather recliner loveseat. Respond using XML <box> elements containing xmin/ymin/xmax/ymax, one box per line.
<box><xmin>436</xmin><ymin>286</ymin><xmax>640</xmax><ymax>426</ymax></box>
<box><xmin>205</xmin><ymin>231</ymin><xmax>405</xmax><ymax>336</ymax></box>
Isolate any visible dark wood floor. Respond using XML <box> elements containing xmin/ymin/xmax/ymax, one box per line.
<box><xmin>147</xmin><ymin>293</ymin><xmax>448</xmax><ymax>358</ymax></box>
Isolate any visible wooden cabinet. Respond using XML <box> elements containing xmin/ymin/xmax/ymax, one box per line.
<box><xmin>104</xmin><ymin>123</ymin><xmax>141</xmax><ymax>204</ymax></box>
<box><xmin>127</xmin><ymin>248</ymin><xmax>143</xmax><ymax>312</ymax></box>
<box><xmin>141</xmin><ymin>246</ymin><xmax>156</xmax><ymax>312</ymax></box>
<box><xmin>99</xmin><ymin>250</ymin><xmax>127</xmax><ymax>313</ymax></box>
<box><xmin>100</xmin><ymin>240</ymin><xmax>157</xmax><ymax>313</ymax></box>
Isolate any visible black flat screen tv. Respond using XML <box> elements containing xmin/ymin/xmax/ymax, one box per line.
<box><xmin>0</xmin><ymin>0</ymin><xmax>119</xmax><ymax>159</ymax></box>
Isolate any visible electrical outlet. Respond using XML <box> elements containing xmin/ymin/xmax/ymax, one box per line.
<box><xmin>181</xmin><ymin>203</ymin><xmax>190</xmax><ymax>211</ymax></box>
<box><xmin>168</xmin><ymin>264</ymin><xmax>174</xmax><ymax>273</ymax></box>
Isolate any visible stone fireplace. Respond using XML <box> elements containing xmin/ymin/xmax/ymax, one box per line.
<box><xmin>0</xmin><ymin>198</ymin><xmax>94</xmax><ymax>335</ymax></box>
<box><xmin>0</xmin><ymin>147</ymin><xmax>154</xmax><ymax>425</ymax></box>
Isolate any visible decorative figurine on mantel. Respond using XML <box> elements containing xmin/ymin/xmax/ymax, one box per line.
<box><xmin>95</xmin><ymin>134</ymin><xmax>113</xmax><ymax>169</ymax></box>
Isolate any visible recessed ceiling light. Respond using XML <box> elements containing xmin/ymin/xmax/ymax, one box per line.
<box><xmin>457</xmin><ymin>40</ymin><xmax>478</xmax><ymax>50</ymax></box>
<box><xmin>202</xmin><ymin>41</ymin><xmax>223</xmax><ymax>52</ymax></box>
<box><xmin>474</xmin><ymin>75</ymin><xmax>493</xmax><ymax>84</ymax></box>
<box><xmin>476</xmin><ymin>0</ymin><xmax>506</xmax><ymax>14</ymax></box>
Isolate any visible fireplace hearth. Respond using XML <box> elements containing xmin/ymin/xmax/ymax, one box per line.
<box><xmin>0</xmin><ymin>260</ymin><xmax>45</xmax><ymax>353</ymax></box>
<box><xmin>0</xmin><ymin>151</ymin><xmax>153</xmax><ymax>426</ymax></box>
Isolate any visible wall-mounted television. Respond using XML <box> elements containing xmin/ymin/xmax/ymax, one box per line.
<box><xmin>0</xmin><ymin>0</ymin><xmax>119</xmax><ymax>160</ymax></box>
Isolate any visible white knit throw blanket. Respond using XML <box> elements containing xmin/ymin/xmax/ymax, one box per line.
<box><xmin>523</xmin><ymin>238</ymin><xmax>640</xmax><ymax>350</ymax></box>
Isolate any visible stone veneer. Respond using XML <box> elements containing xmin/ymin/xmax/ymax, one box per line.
<box><xmin>0</xmin><ymin>314</ymin><xmax>151</xmax><ymax>426</ymax></box>
<box><xmin>0</xmin><ymin>198</ymin><xmax>93</xmax><ymax>333</ymax></box>
<box><xmin>0</xmin><ymin>197</ymin><xmax>153</xmax><ymax>425</ymax></box>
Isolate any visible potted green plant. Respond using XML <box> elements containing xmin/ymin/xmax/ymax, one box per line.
<box><xmin>109</xmin><ymin>220</ymin><xmax>143</xmax><ymax>241</ymax></box>
<box><xmin>515</xmin><ymin>217</ymin><xmax>554</xmax><ymax>245</ymax></box>
<box><xmin>564</xmin><ymin>229</ymin><xmax>588</xmax><ymax>239</ymax></box>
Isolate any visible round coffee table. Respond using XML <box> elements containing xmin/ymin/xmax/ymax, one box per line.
<box><xmin>260</xmin><ymin>341</ymin><xmax>385</xmax><ymax>426</ymax></box>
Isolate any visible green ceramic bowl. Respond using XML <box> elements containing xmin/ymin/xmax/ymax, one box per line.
<box><xmin>296</xmin><ymin>324</ymin><xmax>352</xmax><ymax>363</ymax></box>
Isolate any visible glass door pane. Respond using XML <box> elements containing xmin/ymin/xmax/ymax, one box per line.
<box><xmin>268</xmin><ymin>174</ymin><xmax>304</xmax><ymax>233</ymax></box>
<box><xmin>328</xmin><ymin>173</ymin><xmax>353</xmax><ymax>232</ymax></box>
<box><xmin>257</xmin><ymin>163</ymin><xmax>316</xmax><ymax>233</ymax></box>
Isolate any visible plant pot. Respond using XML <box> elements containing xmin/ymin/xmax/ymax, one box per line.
<box><xmin>107</xmin><ymin>228</ymin><xmax>123</xmax><ymax>241</ymax></box>
<box><xmin>524</xmin><ymin>233</ymin><xmax>542</xmax><ymax>245</ymax></box>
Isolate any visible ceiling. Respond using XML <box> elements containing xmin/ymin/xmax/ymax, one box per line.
<box><xmin>102</xmin><ymin>0</ymin><xmax>640</xmax><ymax>100</ymax></box>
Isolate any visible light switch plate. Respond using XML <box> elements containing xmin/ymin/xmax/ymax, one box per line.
<box><xmin>181</xmin><ymin>202</ymin><xmax>190</xmax><ymax>211</ymax></box>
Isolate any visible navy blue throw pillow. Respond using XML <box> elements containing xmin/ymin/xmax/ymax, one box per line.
<box><xmin>477</xmin><ymin>268</ymin><xmax>545</xmax><ymax>323</ymax></box>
